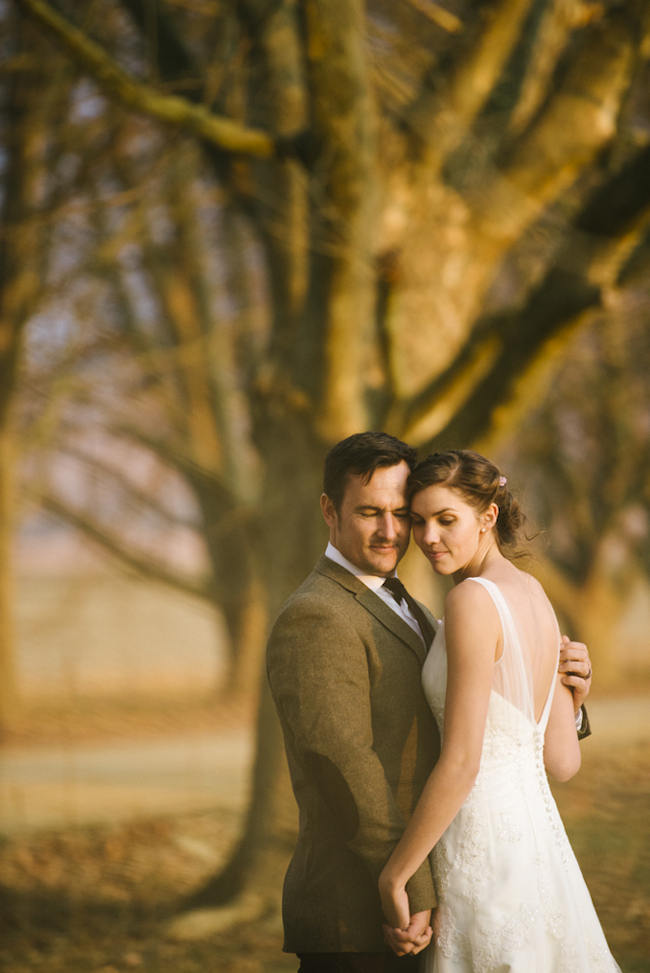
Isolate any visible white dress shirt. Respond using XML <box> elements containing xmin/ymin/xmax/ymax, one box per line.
<box><xmin>325</xmin><ymin>542</ymin><xmax>426</xmax><ymax>643</ymax></box>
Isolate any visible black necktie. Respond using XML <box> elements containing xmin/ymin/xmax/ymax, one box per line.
<box><xmin>382</xmin><ymin>577</ymin><xmax>434</xmax><ymax>648</ymax></box>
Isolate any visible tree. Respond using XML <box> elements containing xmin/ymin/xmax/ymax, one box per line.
<box><xmin>13</xmin><ymin>0</ymin><xmax>650</xmax><ymax>911</ymax></box>
<box><xmin>499</xmin><ymin>306</ymin><xmax>650</xmax><ymax>680</ymax></box>
<box><xmin>0</xmin><ymin>7</ymin><xmax>61</xmax><ymax>728</ymax></box>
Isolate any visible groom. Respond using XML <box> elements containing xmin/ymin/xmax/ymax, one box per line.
<box><xmin>266</xmin><ymin>432</ymin><xmax>592</xmax><ymax>972</ymax></box>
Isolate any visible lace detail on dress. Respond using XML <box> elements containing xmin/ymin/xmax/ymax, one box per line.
<box><xmin>421</xmin><ymin>578</ymin><xmax>620</xmax><ymax>973</ymax></box>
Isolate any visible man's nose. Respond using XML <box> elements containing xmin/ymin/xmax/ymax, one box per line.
<box><xmin>377</xmin><ymin>513</ymin><xmax>398</xmax><ymax>538</ymax></box>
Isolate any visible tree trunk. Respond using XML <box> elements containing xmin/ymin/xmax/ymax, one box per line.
<box><xmin>220</xmin><ymin>575</ymin><xmax>268</xmax><ymax>701</ymax></box>
<box><xmin>0</xmin><ymin>10</ymin><xmax>47</xmax><ymax>729</ymax></box>
<box><xmin>0</xmin><ymin>432</ymin><xmax>17</xmax><ymax>732</ymax></box>
<box><xmin>185</xmin><ymin>417</ymin><xmax>327</xmax><ymax>907</ymax></box>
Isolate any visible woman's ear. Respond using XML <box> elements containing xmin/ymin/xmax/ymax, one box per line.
<box><xmin>482</xmin><ymin>502</ymin><xmax>499</xmax><ymax>531</ymax></box>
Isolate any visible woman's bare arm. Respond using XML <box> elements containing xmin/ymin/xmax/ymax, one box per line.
<box><xmin>544</xmin><ymin>673</ymin><xmax>581</xmax><ymax>781</ymax></box>
<box><xmin>378</xmin><ymin>580</ymin><xmax>499</xmax><ymax>928</ymax></box>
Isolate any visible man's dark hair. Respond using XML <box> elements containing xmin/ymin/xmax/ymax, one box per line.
<box><xmin>323</xmin><ymin>432</ymin><xmax>417</xmax><ymax>510</ymax></box>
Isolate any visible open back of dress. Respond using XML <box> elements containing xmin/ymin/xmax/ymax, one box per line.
<box><xmin>483</xmin><ymin>573</ymin><xmax>560</xmax><ymax>727</ymax></box>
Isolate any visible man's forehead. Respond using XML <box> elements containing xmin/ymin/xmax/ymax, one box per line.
<box><xmin>342</xmin><ymin>462</ymin><xmax>410</xmax><ymax>502</ymax></box>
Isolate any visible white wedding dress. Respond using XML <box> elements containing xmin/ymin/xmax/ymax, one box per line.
<box><xmin>421</xmin><ymin>576</ymin><xmax>620</xmax><ymax>972</ymax></box>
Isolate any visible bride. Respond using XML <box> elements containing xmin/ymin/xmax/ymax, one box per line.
<box><xmin>378</xmin><ymin>450</ymin><xmax>620</xmax><ymax>971</ymax></box>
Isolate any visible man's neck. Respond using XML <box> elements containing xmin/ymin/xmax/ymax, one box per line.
<box><xmin>325</xmin><ymin>542</ymin><xmax>396</xmax><ymax>587</ymax></box>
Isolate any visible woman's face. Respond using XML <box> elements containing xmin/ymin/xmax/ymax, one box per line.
<box><xmin>410</xmin><ymin>482</ymin><xmax>495</xmax><ymax>579</ymax></box>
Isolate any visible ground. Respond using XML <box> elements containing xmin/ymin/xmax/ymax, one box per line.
<box><xmin>1</xmin><ymin>692</ymin><xmax>649</xmax><ymax>972</ymax></box>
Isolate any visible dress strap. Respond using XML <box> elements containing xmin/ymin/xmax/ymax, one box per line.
<box><xmin>538</xmin><ymin>639</ymin><xmax>560</xmax><ymax>730</ymax></box>
<box><xmin>464</xmin><ymin>577</ymin><xmax>511</xmax><ymax>629</ymax></box>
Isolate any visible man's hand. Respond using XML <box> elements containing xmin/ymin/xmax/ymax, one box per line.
<box><xmin>558</xmin><ymin>636</ymin><xmax>592</xmax><ymax>714</ymax></box>
<box><xmin>383</xmin><ymin>910</ymin><xmax>433</xmax><ymax>956</ymax></box>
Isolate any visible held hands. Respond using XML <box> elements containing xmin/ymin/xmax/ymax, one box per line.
<box><xmin>382</xmin><ymin>910</ymin><xmax>433</xmax><ymax>957</ymax></box>
<box><xmin>379</xmin><ymin>871</ymin><xmax>432</xmax><ymax>956</ymax></box>
<box><xmin>558</xmin><ymin>636</ymin><xmax>592</xmax><ymax>714</ymax></box>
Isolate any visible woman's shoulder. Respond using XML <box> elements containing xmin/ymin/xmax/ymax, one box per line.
<box><xmin>448</xmin><ymin>567</ymin><xmax>547</xmax><ymax>610</ymax></box>
<box><xmin>443</xmin><ymin>579</ymin><xmax>501</xmax><ymax>652</ymax></box>
<box><xmin>444</xmin><ymin>576</ymin><xmax>499</xmax><ymax>613</ymax></box>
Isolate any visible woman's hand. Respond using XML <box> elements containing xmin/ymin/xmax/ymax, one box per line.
<box><xmin>383</xmin><ymin>910</ymin><xmax>433</xmax><ymax>956</ymax></box>
<box><xmin>382</xmin><ymin>883</ymin><xmax>410</xmax><ymax>931</ymax></box>
<box><xmin>378</xmin><ymin>867</ymin><xmax>410</xmax><ymax>929</ymax></box>
<box><xmin>379</xmin><ymin>865</ymin><xmax>433</xmax><ymax>955</ymax></box>
<box><xmin>558</xmin><ymin>636</ymin><xmax>592</xmax><ymax>713</ymax></box>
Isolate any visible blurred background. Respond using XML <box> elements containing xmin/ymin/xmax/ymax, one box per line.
<box><xmin>1</xmin><ymin>0</ymin><xmax>649</xmax><ymax>970</ymax></box>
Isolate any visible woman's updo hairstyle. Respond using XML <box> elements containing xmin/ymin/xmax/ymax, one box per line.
<box><xmin>407</xmin><ymin>449</ymin><xmax>526</xmax><ymax>551</ymax></box>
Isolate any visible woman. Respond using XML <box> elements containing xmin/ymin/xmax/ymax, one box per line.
<box><xmin>379</xmin><ymin>450</ymin><xmax>620</xmax><ymax>971</ymax></box>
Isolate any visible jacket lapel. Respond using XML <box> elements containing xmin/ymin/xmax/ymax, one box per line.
<box><xmin>315</xmin><ymin>556</ymin><xmax>432</xmax><ymax>664</ymax></box>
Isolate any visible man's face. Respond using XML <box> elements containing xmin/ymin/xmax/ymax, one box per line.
<box><xmin>321</xmin><ymin>461</ymin><xmax>411</xmax><ymax>577</ymax></box>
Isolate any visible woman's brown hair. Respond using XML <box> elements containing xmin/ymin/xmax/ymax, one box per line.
<box><xmin>407</xmin><ymin>449</ymin><xmax>526</xmax><ymax>550</ymax></box>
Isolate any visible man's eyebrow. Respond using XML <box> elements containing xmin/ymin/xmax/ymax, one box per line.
<box><xmin>355</xmin><ymin>504</ymin><xmax>410</xmax><ymax>512</ymax></box>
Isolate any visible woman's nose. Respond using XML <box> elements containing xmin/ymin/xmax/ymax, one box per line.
<box><xmin>421</xmin><ymin>522</ymin><xmax>440</xmax><ymax>545</ymax></box>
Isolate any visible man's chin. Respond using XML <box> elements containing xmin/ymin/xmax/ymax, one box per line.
<box><xmin>367</xmin><ymin>550</ymin><xmax>401</xmax><ymax>574</ymax></box>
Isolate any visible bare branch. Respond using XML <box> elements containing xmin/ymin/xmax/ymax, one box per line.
<box><xmin>474</xmin><ymin>8</ymin><xmax>637</xmax><ymax>244</ymax></box>
<box><xmin>16</xmin><ymin>0</ymin><xmax>275</xmax><ymax>159</ymax></box>
<box><xmin>405</xmin><ymin>0</ymin><xmax>534</xmax><ymax>164</ymax></box>
<box><xmin>110</xmin><ymin>422</ymin><xmax>236</xmax><ymax>509</ymax></box>
<box><xmin>404</xmin><ymin>146</ymin><xmax>650</xmax><ymax>445</ymax></box>
<box><xmin>33</xmin><ymin>491</ymin><xmax>213</xmax><ymax>602</ymax></box>
<box><xmin>55</xmin><ymin>443</ymin><xmax>199</xmax><ymax>530</ymax></box>
<box><xmin>406</xmin><ymin>0</ymin><xmax>462</xmax><ymax>34</ymax></box>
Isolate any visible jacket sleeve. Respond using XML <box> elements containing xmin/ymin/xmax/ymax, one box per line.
<box><xmin>267</xmin><ymin>593</ymin><xmax>436</xmax><ymax>912</ymax></box>
<box><xmin>577</xmin><ymin>704</ymin><xmax>591</xmax><ymax>740</ymax></box>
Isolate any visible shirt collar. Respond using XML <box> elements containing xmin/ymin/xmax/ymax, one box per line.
<box><xmin>325</xmin><ymin>542</ymin><xmax>396</xmax><ymax>593</ymax></box>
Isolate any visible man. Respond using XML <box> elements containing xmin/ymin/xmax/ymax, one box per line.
<box><xmin>267</xmin><ymin>432</ymin><xmax>592</xmax><ymax>972</ymax></box>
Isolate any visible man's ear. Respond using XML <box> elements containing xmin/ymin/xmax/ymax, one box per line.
<box><xmin>321</xmin><ymin>493</ymin><xmax>336</xmax><ymax>528</ymax></box>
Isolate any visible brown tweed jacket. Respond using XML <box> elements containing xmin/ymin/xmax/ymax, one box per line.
<box><xmin>267</xmin><ymin>556</ymin><xmax>441</xmax><ymax>954</ymax></box>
